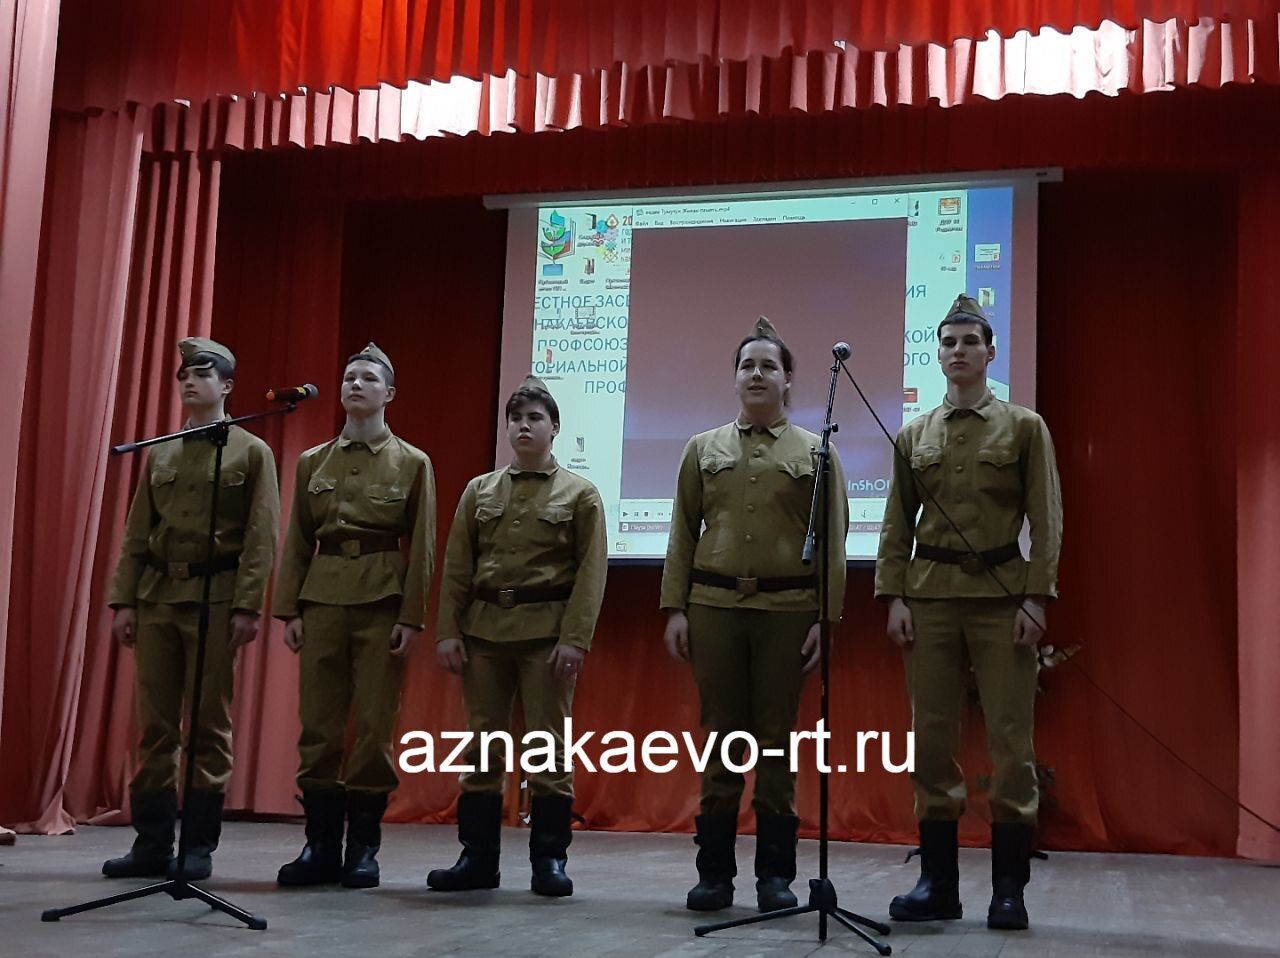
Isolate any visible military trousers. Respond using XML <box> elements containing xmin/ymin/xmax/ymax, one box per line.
<box><xmin>296</xmin><ymin>598</ymin><xmax>404</xmax><ymax>794</ymax></box>
<box><xmin>459</xmin><ymin>635</ymin><xmax>576</xmax><ymax>798</ymax></box>
<box><xmin>131</xmin><ymin>600</ymin><xmax>237</xmax><ymax>793</ymax></box>
<box><xmin>904</xmin><ymin>597</ymin><xmax>1040</xmax><ymax>826</ymax></box>
<box><xmin>687</xmin><ymin>604</ymin><xmax>814</xmax><ymax>817</ymax></box>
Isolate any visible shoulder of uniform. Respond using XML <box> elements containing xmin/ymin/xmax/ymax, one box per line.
<box><xmin>230</xmin><ymin>426</ymin><xmax>271</xmax><ymax>452</ymax></box>
<box><xmin>390</xmin><ymin>436</ymin><xmax>429</xmax><ymax>461</ymax></box>
<box><xmin>299</xmin><ymin>439</ymin><xmax>336</xmax><ymax>461</ymax></box>
<box><xmin>557</xmin><ymin>467</ymin><xmax>600</xmax><ymax>494</ymax></box>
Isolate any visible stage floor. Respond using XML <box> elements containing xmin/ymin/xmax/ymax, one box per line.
<box><xmin>2</xmin><ymin>822</ymin><xmax>1276</xmax><ymax>957</ymax></box>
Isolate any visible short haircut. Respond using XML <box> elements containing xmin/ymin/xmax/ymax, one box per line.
<box><xmin>937</xmin><ymin>315</ymin><xmax>994</xmax><ymax>346</ymax></box>
<box><xmin>346</xmin><ymin>352</ymin><xmax>394</xmax><ymax>387</ymax></box>
<box><xmin>505</xmin><ymin>385</ymin><xmax>559</xmax><ymax>426</ymax></box>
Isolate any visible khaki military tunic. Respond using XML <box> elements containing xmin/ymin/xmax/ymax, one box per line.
<box><xmin>108</xmin><ymin>423</ymin><xmax>280</xmax><ymax>794</ymax></box>
<box><xmin>874</xmin><ymin>389</ymin><xmax>1063</xmax><ymax>825</ymax></box>
<box><xmin>274</xmin><ymin>425</ymin><xmax>436</xmax><ymax>793</ymax></box>
<box><xmin>661</xmin><ymin>417</ymin><xmax>849</xmax><ymax>816</ymax></box>
<box><xmin>437</xmin><ymin>460</ymin><xmax>607</xmax><ymax>797</ymax></box>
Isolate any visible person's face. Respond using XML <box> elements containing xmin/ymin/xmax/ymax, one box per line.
<box><xmin>937</xmin><ymin>322</ymin><xmax>995</xmax><ymax>387</ymax></box>
<box><xmin>507</xmin><ymin>401</ymin><xmax>558</xmax><ymax>458</ymax></box>
<box><xmin>735</xmin><ymin>340</ymin><xmax>790</xmax><ymax>416</ymax></box>
<box><xmin>341</xmin><ymin>360</ymin><xmax>394</xmax><ymax>417</ymax></box>
<box><xmin>177</xmin><ymin>363</ymin><xmax>232</xmax><ymax>412</ymax></box>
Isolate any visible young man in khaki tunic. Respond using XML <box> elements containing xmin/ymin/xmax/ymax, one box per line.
<box><xmin>274</xmin><ymin>343</ymin><xmax>436</xmax><ymax>889</ymax></box>
<box><xmin>104</xmin><ymin>337</ymin><xmax>280</xmax><ymax>881</ymax></box>
<box><xmin>661</xmin><ymin>318</ymin><xmax>849</xmax><ymax>914</ymax></box>
<box><xmin>876</xmin><ymin>295</ymin><xmax>1062</xmax><ymax>931</ymax></box>
<box><xmin>429</xmin><ymin>376</ymin><xmax>607</xmax><ymax>898</ymax></box>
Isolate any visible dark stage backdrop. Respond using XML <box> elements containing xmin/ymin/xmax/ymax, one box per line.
<box><xmin>203</xmin><ymin>168</ymin><xmax>1242</xmax><ymax>856</ymax></box>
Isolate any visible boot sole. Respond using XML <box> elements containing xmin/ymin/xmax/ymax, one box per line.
<box><xmin>889</xmin><ymin>903</ymin><xmax>963</xmax><ymax>921</ymax></box>
<box><xmin>426</xmin><ymin>875</ymin><xmax>501</xmax><ymax>891</ymax></box>
<box><xmin>531</xmin><ymin>881</ymin><xmax>573</xmax><ymax>897</ymax></box>
<box><xmin>342</xmin><ymin>875</ymin><xmax>380</xmax><ymax>889</ymax></box>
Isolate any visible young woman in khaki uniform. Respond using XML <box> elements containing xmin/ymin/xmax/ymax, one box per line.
<box><xmin>661</xmin><ymin>318</ymin><xmax>848</xmax><ymax>914</ymax></box>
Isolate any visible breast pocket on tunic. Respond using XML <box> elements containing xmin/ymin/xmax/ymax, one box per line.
<box><xmin>474</xmin><ymin>494</ymin><xmax>506</xmax><ymax>550</ymax></box>
<box><xmin>307</xmin><ymin>474</ymin><xmax>337</xmax><ymax>524</ymax></box>
<box><xmin>910</xmin><ymin>444</ymin><xmax>943</xmax><ymax>475</ymax></box>
<box><xmin>209</xmin><ymin>466</ymin><xmax>248</xmax><ymax>516</ymax></box>
<box><xmin>365</xmin><ymin>483</ymin><xmax>408</xmax><ymax>530</ymax></box>
<box><xmin>699</xmin><ymin>453</ymin><xmax>738</xmax><ymax>512</ymax></box>
<box><xmin>535</xmin><ymin>501</ymin><xmax>575</xmax><ymax>553</ymax></box>
<box><xmin>148</xmin><ymin>467</ymin><xmax>180</xmax><ymax>517</ymax></box>
<box><xmin>976</xmin><ymin>443</ymin><xmax>1022</xmax><ymax>505</ymax></box>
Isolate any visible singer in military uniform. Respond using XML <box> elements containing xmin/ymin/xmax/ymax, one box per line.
<box><xmin>661</xmin><ymin>317</ymin><xmax>849</xmax><ymax>914</ymax></box>
<box><xmin>274</xmin><ymin>343</ymin><xmax>436</xmax><ymax>889</ymax></box>
<box><xmin>428</xmin><ymin>375</ymin><xmax>607</xmax><ymax>898</ymax></box>
<box><xmin>876</xmin><ymin>294</ymin><xmax>1063</xmax><ymax>931</ymax></box>
<box><xmin>104</xmin><ymin>337</ymin><xmax>280</xmax><ymax>881</ymax></box>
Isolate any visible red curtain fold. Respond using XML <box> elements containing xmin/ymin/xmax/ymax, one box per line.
<box><xmin>138</xmin><ymin>16</ymin><xmax>1277</xmax><ymax>153</ymax></box>
<box><xmin>1234</xmin><ymin>169</ymin><xmax>1280</xmax><ymax>861</ymax></box>
<box><xmin>52</xmin><ymin>0</ymin><xmax>1280</xmax><ymax>113</ymax></box>
<box><xmin>0</xmin><ymin>0</ymin><xmax>63</xmax><ymax>841</ymax></box>
<box><xmin>1</xmin><ymin>108</ymin><xmax>149</xmax><ymax>831</ymax></box>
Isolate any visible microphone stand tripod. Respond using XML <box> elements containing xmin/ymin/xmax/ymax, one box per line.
<box><xmin>42</xmin><ymin>403</ymin><xmax>298</xmax><ymax>931</ymax></box>
<box><xmin>694</xmin><ymin>350</ymin><xmax>891</xmax><ymax>955</ymax></box>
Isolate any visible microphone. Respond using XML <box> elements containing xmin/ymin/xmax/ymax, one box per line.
<box><xmin>832</xmin><ymin>342</ymin><xmax>851</xmax><ymax>361</ymax></box>
<box><xmin>266</xmin><ymin>384</ymin><xmax>319</xmax><ymax>403</ymax></box>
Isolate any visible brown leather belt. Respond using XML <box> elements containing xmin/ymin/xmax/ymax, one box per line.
<box><xmin>146</xmin><ymin>555</ymin><xmax>239</xmax><ymax>580</ymax></box>
<box><xmin>915</xmin><ymin>541</ymin><xmax>1022</xmax><ymax>575</ymax></box>
<box><xmin>317</xmin><ymin>535</ymin><xmax>401</xmax><ymax>558</ymax></box>
<box><xmin>690</xmin><ymin>570</ymin><xmax>816</xmax><ymax>597</ymax></box>
<box><xmin>474</xmin><ymin>584</ymin><xmax>575</xmax><ymax>609</ymax></box>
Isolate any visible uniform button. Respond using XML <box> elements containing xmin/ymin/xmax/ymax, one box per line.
<box><xmin>351</xmin><ymin>467</ymin><xmax>360</xmax><ymax>475</ymax></box>
<box><xmin>746</xmin><ymin>504</ymin><xmax>756</xmax><ymax>513</ymax></box>
<box><xmin>752</xmin><ymin>450</ymin><xmax>762</xmax><ymax>458</ymax></box>
<box><xmin>745</xmin><ymin>534</ymin><xmax>754</xmax><ymax>543</ymax></box>
<box><xmin>749</xmin><ymin>476</ymin><xmax>758</xmax><ymax>484</ymax></box>
<box><xmin>339</xmin><ymin>518</ymin><xmax>347</xmax><ymax>524</ymax></box>
<box><xmin>955</xmin><ymin>465</ymin><xmax>964</xmax><ymax>473</ymax></box>
<box><xmin>513</xmin><ymin>519</ymin><xmax>521</xmax><ymax>526</ymax></box>
<box><xmin>957</xmin><ymin>436</ymin><xmax>967</xmax><ymax>445</ymax></box>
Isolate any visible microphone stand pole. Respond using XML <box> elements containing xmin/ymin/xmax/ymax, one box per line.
<box><xmin>42</xmin><ymin>403</ymin><xmax>299</xmax><ymax>931</ymax></box>
<box><xmin>694</xmin><ymin>352</ymin><xmax>891</xmax><ymax>954</ymax></box>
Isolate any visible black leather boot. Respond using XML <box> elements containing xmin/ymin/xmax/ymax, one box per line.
<box><xmin>754</xmin><ymin>813</ymin><xmax>799</xmax><ymax>912</ymax></box>
<box><xmin>889</xmin><ymin>819</ymin><xmax>963</xmax><ymax>921</ymax></box>
<box><xmin>169</xmin><ymin>789</ymin><xmax>224</xmax><ymax>880</ymax></box>
<box><xmin>685</xmin><ymin>814</ymin><xmax>737</xmax><ymax>911</ymax></box>
<box><xmin>342</xmin><ymin>791</ymin><xmax>388</xmax><ymax>889</ymax></box>
<box><xmin>102</xmin><ymin>788</ymin><xmax>177</xmax><ymax>878</ymax></box>
<box><xmin>277</xmin><ymin>789</ymin><xmax>347</xmax><ymax>886</ymax></box>
<box><xmin>529</xmin><ymin>794</ymin><xmax>575</xmax><ymax>897</ymax></box>
<box><xmin>427</xmin><ymin>792</ymin><xmax>503</xmax><ymax>891</ymax></box>
<box><xmin>987</xmin><ymin>822</ymin><xmax>1033</xmax><ymax>930</ymax></box>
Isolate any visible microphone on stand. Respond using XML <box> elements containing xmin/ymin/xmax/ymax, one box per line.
<box><xmin>265</xmin><ymin>384</ymin><xmax>319</xmax><ymax>403</ymax></box>
<box><xmin>832</xmin><ymin>342</ymin><xmax>851</xmax><ymax>361</ymax></box>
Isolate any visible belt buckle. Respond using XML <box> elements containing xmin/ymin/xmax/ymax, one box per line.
<box><xmin>168</xmin><ymin>561</ymin><xmax>190</xmax><ymax>580</ymax></box>
<box><xmin>960</xmin><ymin>553</ymin><xmax>985</xmax><ymax>575</ymax></box>
<box><xmin>736</xmin><ymin>577</ymin><xmax>759</xmax><ymax>597</ymax></box>
<box><xmin>497</xmin><ymin>589</ymin><xmax>517</xmax><ymax>609</ymax></box>
<box><xmin>340</xmin><ymin>540</ymin><xmax>361</xmax><ymax>559</ymax></box>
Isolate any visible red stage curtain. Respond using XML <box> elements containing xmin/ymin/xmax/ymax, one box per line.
<box><xmin>52</xmin><ymin>0</ymin><xmax>1280</xmax><ymax>112</ymax></box>
<box><xmin>0</xmin><ymin>2</ymin><xmax>62</xmax><ymax>838</ymax></box>
<box><xmin>1235</xmin><ymin>169</ymin><xmax>1280</xmax><ymax>860</ymax></box>
<box><xmin>0</xmin><ymin>108</ymin><xmax>220</xmax><ymax>831</ymax></box>
<box><xmin>135</xmin><ymin>16</ymin><xmax>1277</xmax><ymax>152</ymax></box>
